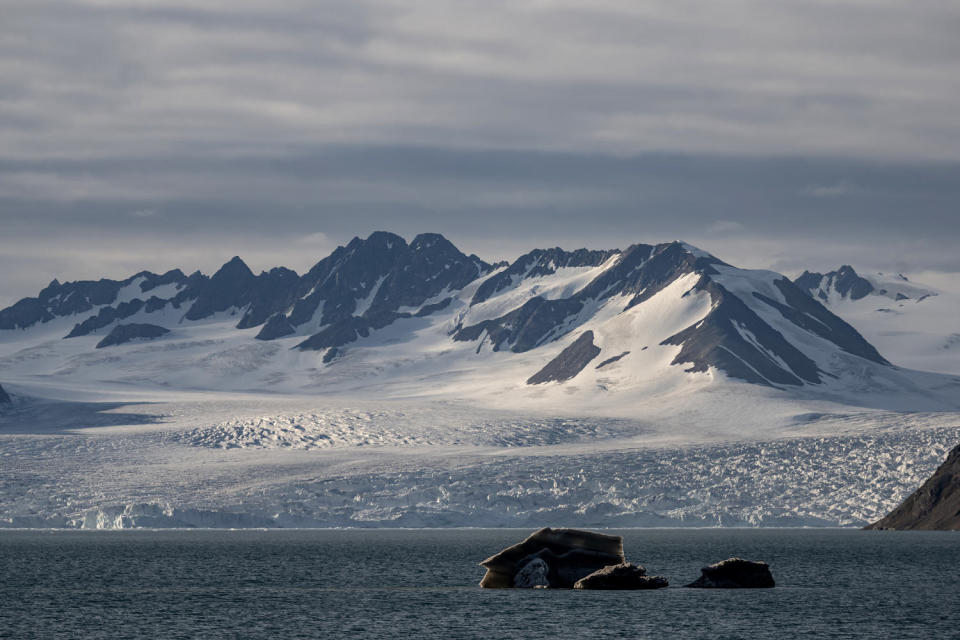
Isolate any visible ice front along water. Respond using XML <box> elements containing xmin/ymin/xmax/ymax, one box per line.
<box><xmin>0</xmin><ymin>528</ymin><xmax>957</xmax><ymax>639</ymax></box>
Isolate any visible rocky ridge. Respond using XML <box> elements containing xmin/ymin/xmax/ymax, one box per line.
<box><xmin>867</xmin><ymin>442</ymin><xmax>960</xmax><ymax>530</ymax></box>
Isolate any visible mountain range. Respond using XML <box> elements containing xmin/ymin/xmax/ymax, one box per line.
<box><xmin>1</xmin><ymin>232</ymin><xmax>958</xmax><ymax>413</ymax></box>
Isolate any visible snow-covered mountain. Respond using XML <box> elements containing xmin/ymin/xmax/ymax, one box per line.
<box><xmin>793</xmin><ymin>265</ymin><xmax>960</xmax><ymax>376</ymax></box>
<box><xmin>4</xmin><ymin>231</ymin><xmax>954</xmax><ymax>411</ymax></box>
<box><xmin>2</xmin><ymin>233</ymin><xmax>958</xmax><ymax>410</ymax></box>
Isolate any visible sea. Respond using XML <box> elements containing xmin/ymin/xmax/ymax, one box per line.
<box><xmin>1</xmin><ymin>528</ymin><xmax>957</xmax><ymax>639</ymax></box>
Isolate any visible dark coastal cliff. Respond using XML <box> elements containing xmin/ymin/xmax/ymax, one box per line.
<box><xmin>867</xmin><ymin>443</ymin><xmax>960</xmax><ymax>530</ymax></box>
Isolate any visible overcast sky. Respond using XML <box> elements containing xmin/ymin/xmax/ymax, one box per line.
<box><xmin>2</xmin><ymin>0</ymin><xmax>959</xmax><ymax>305</ymax></box>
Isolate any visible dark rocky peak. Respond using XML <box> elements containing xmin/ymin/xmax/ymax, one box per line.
<box><xmin>361</xmin><ymin>230</ymin><xmax>407</xmax><ymax>251</ymax></box>
<box><xmin>139</xmin><ymin>269</ymin><xmax>187</xmax><ymax>293</ymax></box>
<box><xmin>282</xmin><ymin>231</ymin><xmax>489</xmax><ymax>337</ymax></box>
<box><xmin>287</xmin><ymin>232</ymin><xmax>411</xmax><ymax>327</ymax></box>
<box><xmin>38</xmin><ymin>279</ymin><xmax>62</xmax><ymax>299</ymax></box>
<box><xmin>235</xmin><ymin>267</ymin><xmax>301</xmax><ymax>330</ymax></box>
<box><xmin>793</xmin><ymin>265</ymin><xmax>874</xmax><ymax>301</ymax></box>
<box><xmin>409</xmin><ymin>232</ymin><xmax>451</xmax><ymax>252</ymax></box>
<box><xmin>1</xmin><ymin>269</ymin><xmax>182</xmax><ymax>331</ymax></box>
<box><xmin>0</xmin><ymin>383</ymin><xmax>10</xmax><ymax>404</ymax></box>
<box><xmin>170</xmin><ymin>270</ymin><xmax>209</xmax><ymax>307</ymax></box>
<box><xmin>183</xmin><ymin>257</ymin><xmax>257</xmax><ymax>321</ymax></box>
<box><xmin>792</xmin><ymin>270</ymin><xmax>823</xmax><ymax>293</ymax></box>
<box><xmin>212</xmin><ymin>256</ymin><xmax>255</xmax><ymax>282</ymax></box>
<box><xmin>832</xmin><ymin>265</ymin><xmax>874</xmax><ymax>299</ymax></box>
<box><xmin>369</xmin><ymin>233</ymin><xmax>490</xmax><ymax>310</ymax></box>
<box><xmin>291</xmin><ymin>232</ymin><xmax>492</xmax><ymax>350</ymax></box>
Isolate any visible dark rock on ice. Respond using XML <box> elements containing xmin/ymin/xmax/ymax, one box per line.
<box><xmin>256</xmin><ymin>313</ymin><xmax>296</xmax><ymax>340</ymax></box>
<box><xmin>479</xmin><ymin>527</ymin><xmax>624</xmax><ymax>588</ymax></box>
<box><xmin>66</xmin><ymin>298</ymin><xmax>145</xmax><ymax>338</ymax></box>
<box><xmin>685</xmin><ymin>558</ymin><xmax>775</xmax><ymax>588</ymax></box>
<box><xmin>527</xmin><ymin>331</ymin><xmax>602</xmax><ymax>384</ymax></box>
<box><xmin>866</xmin><ymin>442</ymin><xmax>960</xmax><ymax>530</ymax></box>
<box><xmin>96</xmin><ymin>323</ymin><xmax>170</xmax><ymax>348</ymax></box>
<box><xmin>573</xmin><ymin>563</ymin><xmax>668</xmax><ymax>590</ymax></box>
<box><xmin>595</xmin><ymin>351</ymin><xmax>630</xmax><ymax>369</ymax></box>
<box><xmin>0</xmin><ymin>383</ymin><xmax>10</xmax><ymax>404</ymax></box>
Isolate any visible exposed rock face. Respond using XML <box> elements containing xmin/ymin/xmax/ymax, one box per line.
<box><xmin>794</xmin><ymin>265</ymin><xmax>874</xmax><ymax>301</ymax></box>
<box><xmin>479</xmin><ymin>527</ymin><xmax>625</xmax><ymax>588</ymax></box>
<box><xmin>595</xmin><ymin>351</ymin><xmax>630</xmax><ymax>369</ymax></box>
<box><xmin>67</xmin><ymin>298</ymin><xmax>146</xmax><ymax>338</ymax></box>
<box><xmin>184</xmin><ymin>256</ymin><xmax>258</xmax><ymax>321</ymax></box>
<box><xmin>527</xmin><ymin>331</ymin><xmax>602</xmax><ymax>384</ymax></box>
<box><xmin>0</xmin><ymin>269</ymin><xmax>188</xmax><ymax>331</ymax></box>
<box><xmin>95</xmin><ymin>323</ymin><xmax>170</xmax><ymax>348</ymax></box>
<box><xmin>573</xmin><ymin>563</ymin><xmax>668</xmax><ymax>590</ymax></box>
<box><xmin>471</xmin><ymin>247</ymin><xmax>618</xmax><ymax>306</ymax></box>
<box><xmin>686</xmin><ymin>558</ymin><xmax>775</xmax><ymax>588</ymax></box>
<box><xmin>289</xmin><ymin>232</ymin><xmax>492</xmax><ymax>347</ymax></box>
<box><xmin>866</xmin><ymin>443</ymin><xmax>960</xmax><ymax>530</ymax></box>
<box><xmin>255</xmin><ymin>313</ymin><xmax>297</xmax><ymax>340</ymax></box>
<box><xmin>0</xmin><ymin>383</ymin><xmax>10</xmax><ymax>404</ymax></box>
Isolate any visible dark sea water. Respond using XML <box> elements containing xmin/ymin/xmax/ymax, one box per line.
<box><xmin>1</xmin><ymin>528</ymin><xmax>958</xmax><ymax>639</ymax></box>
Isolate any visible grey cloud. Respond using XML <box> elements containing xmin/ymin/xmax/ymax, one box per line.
<box><xmin>1</xmin><ymin>1</ymin><xmax>959</xmax><ymax>303</ymax></box>
<box><xmin>3</xmin><ymin>1</ymin><xmax>960</xmax><ymax>161</ymax></box>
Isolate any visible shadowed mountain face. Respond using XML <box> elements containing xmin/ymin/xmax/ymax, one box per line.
<box><xmin>527</xmin><ymin>331</ymin><xmax>602</xmax><ymax>384</ymax></box>
<box><xmin>0</xmin><ymin>232</ymin><xmax>895</xmax><ymax>391</ymax></box>
<box><xmin>794</xmin><ymin>265</ymin><xmax>875</xmax><ymax>301</ymax></box>
<box><xmin>867</xmin><ymin>443</ymin><xmax>960</xmax><ymax>530</ymax></box>
<box><xmin>0</xmin><ymin>269</ymin><xmax>190</xmax><ymax>332</ymax></box>
<box><xmin>95</xmin><ymin>323</ymin><xmax>170</xmax><ymax>349</ymax></box>
<box><xmin>793</xmin><ymin>265</ymin><xmax>936</xmax><ymax>305</ymax></box>
<box><xmin>0</xmin><ymin>383</ymin><xmax>10</xmax><ymax>404</ymax></box>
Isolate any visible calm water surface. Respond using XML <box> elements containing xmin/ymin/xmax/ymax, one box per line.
<box><xmin>0</xmin><ymin>528</ymin><xmax>957</xmax><ymax>639</ymax></box>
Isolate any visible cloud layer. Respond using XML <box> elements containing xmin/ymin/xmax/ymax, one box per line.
<box><xmin>1</xmin><ymin>1</ymin><xmax>959</xmax><ymax>302</ymax></box>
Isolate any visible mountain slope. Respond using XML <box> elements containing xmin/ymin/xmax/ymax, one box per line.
<box><xmin>867</xmin><ymin>442</ymin><xmax>960</xmax><ymax>530</ymax></box>
<box><xmin>793</xmin><ymin>265</ymin><xmax>960</xmax><ymax>375</ymax></box>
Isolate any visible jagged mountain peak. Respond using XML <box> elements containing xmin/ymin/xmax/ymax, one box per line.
<box><xmin>212</xmin><ymin>256</ymin><xmax>255</xmax><ymax>280</ymax></box>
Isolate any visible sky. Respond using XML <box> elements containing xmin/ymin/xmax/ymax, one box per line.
<box><xmin>2</xmin><ymin>0</ymin><xmax>959</xmax><ymax>305</ymax></box>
